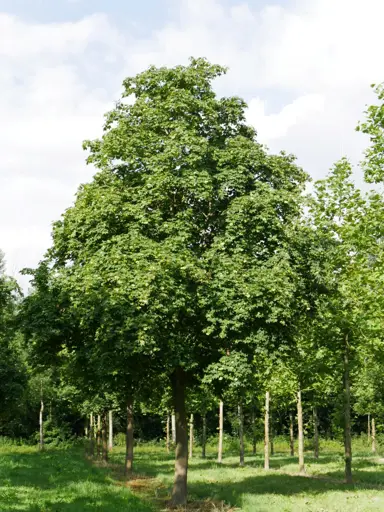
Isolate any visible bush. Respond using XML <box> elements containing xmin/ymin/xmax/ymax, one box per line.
<box><xmin>34</xmin><ymin>419</ymin><xmax>76</xmax><ymax>447</ymax></box>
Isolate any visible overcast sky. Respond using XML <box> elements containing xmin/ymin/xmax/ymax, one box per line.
<box><xmin>0</xmin><ymin>0</ymin><xmax>383</xmax><ymax>289</ymax></box>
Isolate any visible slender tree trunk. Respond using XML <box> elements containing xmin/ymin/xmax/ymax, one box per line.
<box><xmin>102</xmin><ymin>412</ymin><xmax>108</xmax><ymax>463</ymax></box>
<box><xmin>297</xmin><ymin>389</ymin><xmax>305</xmax><ymax>474</ymax></box>
<box><xmin>108</xmin><ymin>411</ymin><xmax>113</xmax><ymax>451</ymax></box>
<box><xmin>313</xmin><ymin>406</ymin><xmax>319</xmax><ymax>459</ymax></box>
<box><xmin>344</xmin><ymin>334</ymin><xmax>353</xmax><ymax>484</ymax></box>
<box><xmin>368</xmin><ymin>413</ymin><xmax>371</xmax><ymax>443</ymax></box>
<box><xmin>372</xmin><ymin>417</ymin><xmax>377</xmax><ymax>454</ymax></box>
<box><xmin>89</xmin><ymin>413</ymin><xmax>95</xmax><ymax>457</ymax></box>
<box><xmin>202</xmin><ymin>412</ymin><xmax>207</xmax><ymax>459</ymax></box>
<box><xmin>218</xmin><ymin>400</ymin><xmax>224</xmax><ymax>463</ymax></box>
<box><xmin>171</xmin><ymin>367</ymin><xmax>188</xmax><ymax>507</ymax></box>
<box><xmin>166</xmin><ymin>413</ymin><xmax>170</xmax><ymax>454</ymax></box>
<box><xmin>252</xmin><ymin>406</ymin><xmax>256</xmax><ymax>455</ymax></box>
<box><xmin>171</xmin><ymin>413</ymin><xmax>176</xmax><ymax>444</ymax></box>
<box><xmin>239</xmin><ymin>403</ymin><xmax>245</xmax><ymax>467</ymax></box>
<box><xmin>97</xmin><ymin>415</ymin><xmax>101</xmax><ymax>458</ymax></box>
<box><xmin>125</xmin><ymin>397</ymin><xmax>134</xmax><ymax>476</ymax></box>
<box><xmin>270</xmin><ymin>410</ymin><xmax>274</xmax><ymax>456</ymax></box>
<box><xmin>289</xmin><ymin>411</ymin><xmax>294</xmax><ymax>456</ymax></box>
<box><xmin>189</xmin><ymin>413</ymin><xmax>194</xmax><ymax>459</ymax></box>
<box><xmin>264</xmin><ymin>391</ymin><xmax>270</xmax><ymax>470</ymax></box>
<box><xmin>39</xmin><ymin>397</ymin><xmax>44</xmax><ymax>452</ymax></box>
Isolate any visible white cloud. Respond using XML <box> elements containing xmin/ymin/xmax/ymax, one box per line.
<box><xmin>1</xmin><ymin>0</ymin><xmax>384</xmax><ymax>288</ymax></box>
<box><xmin>128</xmin><ymin>0</ymin><xmax>382</xmax><ymax>175</ymax></box>
<box><xmin>0</xmin><ymin>13</ymin><xmax>123</xmax><ymax>288</ymax></box>
<box><xmin>247</xmin><ymin>94</ymin><xmax>326</xmax><ymax>144</ymax></box>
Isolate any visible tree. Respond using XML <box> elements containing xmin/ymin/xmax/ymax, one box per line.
<box><xmin>204</xmin><ymin>351</ymin><xmax>254</xmax><ymax>466</ymax></box>
<box><xmin>0</xmin><ymin>251</ymin><xmax>26</xmax><ymax>434</ymax></box>
<box><xmin>29</xmin><ymin>58</ymin><xmax>309</xmax><ymax>506</ymax></box>
<box><xmin>308</xmin><ymin>159</ymin><xmax>384</xmax><ymax>482</ymax></box>
<box><xmin>357</xmin><ymin>83</ymin><xmax>384</xmax><ymax>183</ymax></box>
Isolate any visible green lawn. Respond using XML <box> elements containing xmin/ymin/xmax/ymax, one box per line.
<box><xmin>110</xmin><ymin>442</ymin><xmax>384</xmax><ymax>511</ymax></box>
<box><xmin>2</xmin><ymin>443</ymin><xmax>384</xmax><ymax>511</ymax></box>
<box><xmin>0</xmin><ymin>445</ymin><xmax>154</xmax><ymax>511</ymax></box>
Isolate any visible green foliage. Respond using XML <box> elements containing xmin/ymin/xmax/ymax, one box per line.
<box><xmin>357</xmin><ymin>83</ymin><xmax>384</xmax><ymax>183</ymax></box>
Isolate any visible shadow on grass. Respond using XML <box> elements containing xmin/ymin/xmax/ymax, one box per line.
<box><xmin>187</xmin><ymin>470</ymin><xmax>384</xmax><ymax>510</ymax></box>
<box><xmin>0</xmin><ymin>448</ymin><xmax>154</xmax><ymax>511</ymax></box>
<box><xmin>110</xmin><ymin>449</ymin><xmax>384</xmax><ymax>510</ymax></box>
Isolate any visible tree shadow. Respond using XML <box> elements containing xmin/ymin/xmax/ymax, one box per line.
<box><xmin>0</xmin><ymin>448</ymin><xmax>154</xmax><ymax>511</ymax></box>
<box><xmin>188</xmin><ymin>471</ymin><xmax>384</xmax><ymax>510</ymax></box>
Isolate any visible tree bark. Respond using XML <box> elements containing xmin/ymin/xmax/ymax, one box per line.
<box><xmin>166</xmin><ymin>413</ymin><xmax>170</xmax><ymax>453</ymax></box>
<box><xmin>89</xmin><ymin>413</ymin><xmax>95</xmax><ymax>457</ymax></box>
<box><xmin>252</xmin><ymin>406</ymin><xmax>256</xmax><ymax>455</ymax></box>
<box><xmin>189</xmin><ymin>413</ymin><xmax>194</xmax><ymax>459</ymax></box>
<box><xmin>39</xmin><ymin>397</ymin><xmax>44</xmax><ymax>452</ymax></box>
<box><xmin>102</xmin><ymin>412</ymin><xmax>108</xmax><ymax>463</ymax></box>
<box><xmin>202</xmin><ymin>413</ymin><xmax>207</xmax><ymax>459</ymax></box>
<box><xmin>171</xmin><ymin>413</ymin><xmax>176</xmax><ymax>444</ymax></box>
<box><xmin>218</xmin><ymin>400</ymin><xmax>224</xmax><ymax>463</ymax></box>
<box><xmin>270</xmin><ymin>410</ymin><xmax>274</xmax><ymax>456</ymax></box>
<box><xmin>344</xmin><ymin>334</ymin><xmax>353</xmax><ymax>484</ymax></box>
<box><xmin>125</xmin><ymin>397</ymin><xmax>134</xmax><ymax>476</ymax></box>
<box><xmin>368</xmin><ymin>413</ymin><xmax>371</xmax><ymax>442</ymax></box>
<box><xmin>264</xmin><ymin>391</ymin><xmax>270</xmax><ymax>470</ymax></box>
<box><xmin>97</xmin><ymin>415</ymin><xmax>101</xmax><ymax>458</ymax></box>
<box><xmin>239</xmin><ymin>403</ymin><xmax>245</xmax><ymax>467</ymax></box>
<box><xmin>313</xmin><ymin>406</ymin><xmax>319</xmax><ymax>459</ymax></box>
<box><xmin>372</xmin><ymin>417</ymin><xmax>377</xmax><ymax>454</ymax></box>
<box><xmin>108</xmin><ymin>410</ymin><xmax>113</xmax><ymax>451</ymax></box>
<box><xmin>297</xmin><ymin>389</ymin><xmax>305</xmax><ymax>474</ymax></box>
<box><xmin>289</xmin><ymin>411</ymin><xmax>294</xmax><ymax>456</ymax></box>
<box><xmin>170</xmin><ymin>367</ymin><xmax>188</xmax><ymax>507</ymax></box>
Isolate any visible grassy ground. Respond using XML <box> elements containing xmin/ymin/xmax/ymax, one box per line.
<box><xmin>1</xmin><ymin>441</ymin><xmax>384</xmax><ymax>511</ymax></box>
<box><xmin>0</xmin><ymin>445</ymin><xmax>155</xmax><ymax>511</ymax></box>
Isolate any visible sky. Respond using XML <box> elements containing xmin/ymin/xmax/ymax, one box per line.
<box><xmin>1</xmin><ymin>0</ymin><xmax>383</xmax><ymax>289</ymax></box>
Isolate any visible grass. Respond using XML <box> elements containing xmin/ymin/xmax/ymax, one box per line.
<box><xmin>0</xmin><ymin>445</ymin><xmax>155</xmax><ymax>511</ymax></box>
<box><xmin>2</xmin><ymin>440</ymin><xmax>384</xmax><ymax>511</ymax></box>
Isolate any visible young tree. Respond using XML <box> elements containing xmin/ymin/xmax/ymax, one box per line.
<box><xmin>308</xmin><ymin>160</ymin><xmax>384</xmax><ymax>482</ymax></box>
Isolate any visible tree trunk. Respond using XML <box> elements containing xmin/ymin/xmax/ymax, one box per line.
<box><xmin>125</xmin><ymin>397</ymin><xmax>134</xmax><ymax>476</ymax></box>
<box><xmin>252</xmin><ymin>407</ymin><xmax>256</xmax><ymax>455</ymax></box>
<box><xmin>313</xmin><ymin>406</ymin><xmax>319</xmax><ymax>459</ymax></box>
<box><xmin>368</xmin><ymin>413</ymin><xmax>371</xmax><ymax>442</ymax></box>
<box><xmin>202</xmin><ymin>413</ymin><xmax>207</xmax><ymax>459</ymax></box>
<box><xmin>96</xmin><ymin>415</ymin><xmax>101</xmax><ymax>458</ymax></box>
<box><xmin>289</xmin><ymin>411</ymin><xmax>294</xmax><ymax>456</ymax></box>
<box><xmin>189</xmin><ymin>413</ymin><xmax>194</xmax><ymax>459</ymax></box>
<box><xmin>166</xmin><ymin>413</ymin><xmax>170</xmax><ymax>453</ymax></box>
<box><xmin>172</xmin><ymin>413</ymin><xmax>176</xmax><ymax>444</ymax></box>
<box><xmin>218</xmin><ymin>400</ymin><xmax>224</xmax><ymax>463</ymax></box>
<box><xmin>270</xmin><ymin>410</ymin><xmax>274</xmax><ymax>456</ymax></box>
<box><xmin>264</xmin><ymin>391</ymin><xmax>270</xmax><ymax>470</ymax></box>
<box><xmin>170</xmin><ymin>367</ymin><xmax>188</xmax><ymax>507</ymax></box>
<box><xmin>344</xmin><ymin>334</ymin><xmax>353</xmax><ymax>484</ymax></box>
<box><xmin>239</xmin><ymin>403</ymin><xmax>245</xmax><ymax>467</ymax></box>
<box><xmin>39</xmin><ymin>398</ymin><xmax>44</xmax><ymax>452</ymax></box>
<box><xmin>89</xmin><ymin>413</ymin><xmax>95</xmax><ymax>457</ymax></box>
<box><xmin>102</xmin><ymin>412</ymin><xmax>108</xmax><ymax>463</ymax></box>
<box><xmin>372</xmin><ymin>417</ymin><xmax>377</xmax><ymax>454</ymax></box>
<box><xmin>108</xmin><ymin>410</ymin><xmax>113</xmax><ymax>451</ymax></box>
<box><xmin>297</xmin><ymin>389</ymin><xmax>305</xmax><ymax>474</ymax></box>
